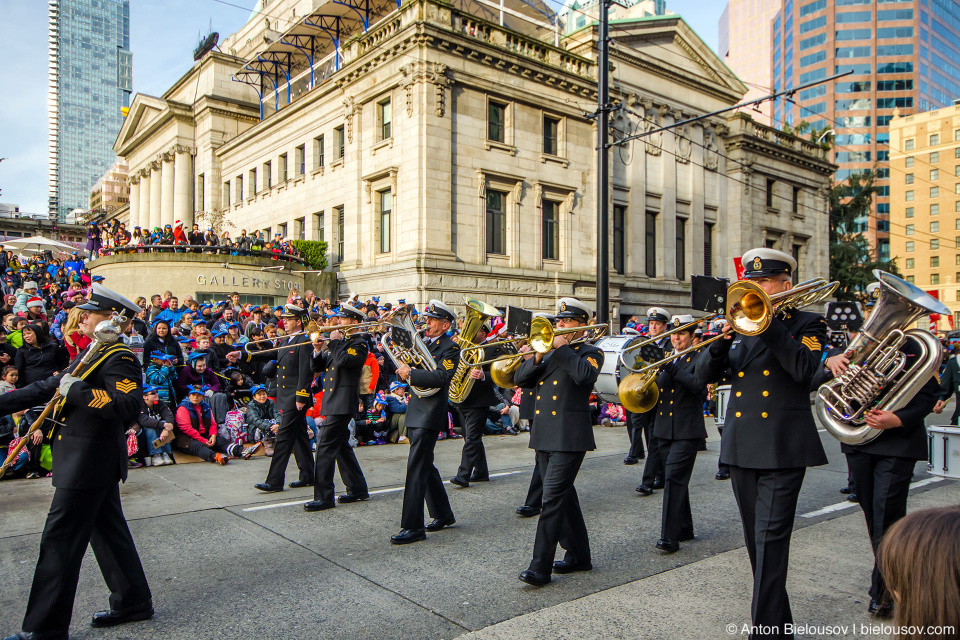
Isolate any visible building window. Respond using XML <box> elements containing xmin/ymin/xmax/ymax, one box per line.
<box><xmin>613</xmin><ymin>204</ymin><xmax>625</xmax><ymax>274</ymax></box>
<box><xmin>296</xmin><ymin>144</ymin><xmax>305</xmax><ymax>177</ymax></box>
<box><xmin>336</xmin><ymin>205</ymin><xmax>344</xmax><ymax>263</ymax></box>
<box><xmin>279</xmin><ymin>153</ymin><xmax>288</xmax><ymax>182</ymax></box>
<box><xmin>543</xmin><ymin>116</ymin><xmax>560</xmax><ymax>156</ymax></box>
<box><xmin>486</xmin><ymin>190</ymin><xmax>507</xmax><ymax>254</ymax></box>
<box><xmin>931</xmin><ymin>274</ymin><xmax>940</xmax><ymax>284</ymax></box>
<box><xmin>315</xmin><ymin>211</ymin><xmax>324</xmax><ymax>242</ymax></box>
<box><xmin>334</xmin><ymin>126</ymin><xmax>345</xmax><ymax>159</ymax></box>
<box><xmin>378</xmin><ymin>189</ymin><xmax>391</xmax><ymax>253</ymax></box>
<box><xmin>263</xmin><ymin>161</ymin><xmax>272</xmax><ymax>189</ymax></box>
<box><xmin>931</xmin><ymin>152</ymin><xmax>940</xmax><ymax>164</ymax></box>
<box><xmin>931</xmin><ymin>186</ymin><xmax>940</xmax><ymax>198</ymax></box>
<box><xmin>675</xmin><ymin>218</ymin><xmax>686</xmax><ymax>281</ymax></box>
<box><xmin>645</xmin><ymin>211</ymin><xmax>656</xmax><ymax>277</ymax></box>
<box><xmin>932</xmin><ymin>204</ymin><xmax>940</xmax><ymax>216</ymax></box>
<box><xmin>931</xmin><ymin>169</ymin><xmax>940</xmax><ymax>181</ymax></box>
<box><xmin>905</xmin><ymin>258</ymin><xmax>915</xmax><ymax>269</ymax></box>
<box><xmin>295</xmin><ymin>217</ymin><xmax>305</xmax><ymax>241</ymax></box>
<box><xmin>906</xmin><ymin>157</ymin><xmax>914</xmax><ymax>168</ymax></box>
<box><xmin>906</xmin><ymin>190</ymin><xmax>914</xmax><ymax>201</ymax></box>
<box><xmin>766</xmin><ymin>179</ymin><xmax>775</xmax><ymax>208</ymax></box>
<box><xmin>905</xmin><ymin>241</ymin><xmax>914</xmax><ymax>252</ymax></box>
<box><xmin>236</xmin><ymin>175</ymin><xmax>243</xmax><ymax>202</ymax></box>
<box><xmin>249</xmin><ymin>168</ymin><xmax>258</xmax><ymax>194</ymax></box>
<box><xmin>905</xmin><ymin>139</ymin><xmax>915</xmax><ymax>151</ymax></box>
<box><xmin>931</xmin><ymin>239</ymin><xmax>940</xmax><ymax>250</ymax></box>
<box><xmin>314</xmin><ymin>135</ymin><xmax>324</xmax><ymax>169</ymax></box>
<box><xmin>905</xmin><ymin>173</ymin><xmax>914</xmax><ymax>184</ymax></box>
<box><xmin>906</xmin><ymin>224</ymin><xmax>914</xmax><ymax>235</ymax></box>
<box><xmin>488</xmin><ymin>101</ymin><xmax>506</xmax><ymax>143</ymax></box>
<box><xmin>905</xmin><ymin>207</ymin><xmax>914</xmax><ymax>218</ymax></box>
<box><xmin>223</xmin><ymin>181</ymin><xmax>230</xmax><ymax>208</ymax></box>
<box><xmin>932</xmin><ymin>221</ymin><xmax>940</xmax><ymax>233</ymax></box>
<box><xmin>377</xmin><ymin>98</ymin><xmax>392</xmax><ymax>141</ymax></box>
<box><xmin>792</xmin><ymin>187</ymin><xmax>800</xmax><ymax>214</ymax></box>
<box><xmin>196</xmin><ymin>174</ymin><xmax>205</xmax><ymax>211</ymax></box>
<box><xmin>277</xmin><ymin>223</ymin><xmax>287</xmax><ymax>239</ymax></box>
<box><xmin>931</xmin><ymin>133</ymin><xmax>940</xmax><ymax>145</ymax></box>
<box><xmin>704</xmin><ymin>223</ymin><xmax>714</xmax><ymax>276</ymax></box>
<box><xmin>543</xmin><ymin>200</ymin><xmax>560</xmax><ymax>261</ymax></box>
<box><xmin>905</xmin><ymin>276</ymin><xmax>915</xmax><ymax>283</ymax></box>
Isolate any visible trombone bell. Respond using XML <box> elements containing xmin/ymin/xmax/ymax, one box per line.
<box><xmin>618</xmin><ymin>371</ymin><xmax>659</xmax><ymax>413</ymax></box>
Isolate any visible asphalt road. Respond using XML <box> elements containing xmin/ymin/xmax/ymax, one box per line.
<box><xmin>1</xmin><ymin>415</ymin><xmax>957</xmax><ymax>640</ymax></box>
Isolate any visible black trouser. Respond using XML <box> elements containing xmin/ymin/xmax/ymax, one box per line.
<box><xmin>729</xmin><ymin>466</ymin><xmax>806</xmax><ymax>640</ymax></box>
<box><xmin>626</xmin><ymin>410</ymin><xmax>646</xmax><ymax>459</ymax></box>
<box><xmin>716</xmin><ymin>426</ymin><xmax>729</xmax><ymax>476</ymax></box>
<box><xmin>264</xmin><ymin>406</ymin><xmax>314</xmax><ymax>487</ymax></box>
<box><xmin>640</xmin><ymin>433</ymin><xmax>666</xmax><ymax>486</ymax></box>
<box><xmin>523</xmin><ymin>455</ymin><xmax>543</xmax><ymax>509</ymax></box>
<box><xmin>455</xmin><ymin>407</ymin><xmax>489</xmax><ymax>481</ymax></box>
<box><xmin>22</xmin><ymin>485</ymin><xmax>151</xmax><ymax>635</ymax></box>
<box><xmin>313</xmin><ymin>414</ymin><xmax>368</xmax><ymax>503</ymax></box>
<box><xmin>529</xmin><ymin>450</ymin><xmax>589</xmax><ymax>575</ymax></box>
<box><xmin>660</xmin><ymin>438</ymin><xmax>700</xmax><ymax>542</ymax></box>
<box><xmin>951</xmin><ymin>392</ymin><xmax>960</xmax><ymax>425</ymax></box>
<box><xmin>175</xmin><ymin>434</ymin><xmax>235</xmax><ymax>462</ymax></box>
<box><xmin>400</xmin><ymin>427</ymin><xmax>453</xmax><ymax>530</ymax></box>
<box><xmin>845</xmin><ymin>451</ymin><xmax>916</xmax><ymax>606</ymax></box>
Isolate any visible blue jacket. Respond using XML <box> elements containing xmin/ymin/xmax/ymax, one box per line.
<box><xmin>155</xmin><ymin>307</ymin><xmax>187</xmax><ymax>325</ymax></box>
<box><xmin>385</xmin><ymin>395</ymin><xmax>407</xmax><ymax>414</ymax></box>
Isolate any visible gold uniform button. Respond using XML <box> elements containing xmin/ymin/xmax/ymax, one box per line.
<box><xmin>736</xmin><ymin>391</ymin><xmax>742</xmax><ymax>397</ymax></box>
<box><xmin>553</xmin><ymin>381</ymin><xmax>558</xmax><ymax>385</ymax></box>
<box><xmin>553</xmin><ymin>396</ymin><xmax>557</xmax><ymax>400</ymax></box>
<box><xmin>735</xmin><ymin>411</ymin><xmax>741</xmax><ymax>417</ymax></box>
<box><xmin>738</xmin><ymin>372</ymin><xmax>745</xmax><ymax>378</ymax></box>
<box><xmin>686</xmin><ymin>357</ymin><xmax>690</xmax><ymax>362</ymax></box>
<box><xmin>669</xmin><ymin>412</ymin><xmax>673</xmax><ymax>416</ymax></box>
<box><xmin>762</xmin><ymin>391</ymin><xmax>769</xmax><ymax>397</ymax></box>
<box><xmin>537</xmin><ymin>396</ymin><xmax>541</xmax><ymax>400</ymax></box>
<box><xmin>552</xmin><ymin>411</ymin><xmax>557</xmax><ymax>415</ymax></box>
<box><xmin>536</xmin><ymin>410</ymin><xmax>540</xmax><ymax>415</ymax></box>
<box><xmin>540</xmin><ymin>382</ymin><xmax>545</xmax><ymax>386</ymax></box>
<box><xmin>763</xmin><ymin>370</ymin><xmax>770</xmax><ymax>376</ymax></box>
<box><xmin>762</xmin><ymin>412</ymin><xmax>768</xmax><ymax>418</ymax></box>
<box><xmin>670</xmin><ymin>400</ymin><xmax>673</xmax><ymax>404</ymax></box>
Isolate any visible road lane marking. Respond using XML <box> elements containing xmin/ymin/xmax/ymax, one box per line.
<box><xmin>242</xmin><ymin>470</ymin><xmax>523</xmax><ymax>512</ymax></box>
<box><xmin>800</xmin><ymin>476</ymin><xmax>946</xmax><ymax>519</ymax></box>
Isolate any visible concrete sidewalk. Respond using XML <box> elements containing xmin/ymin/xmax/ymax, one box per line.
<box><xmin>459</xmin><ymin>480</ymin><xmax>960</xmax><ymax>640</ymax></box>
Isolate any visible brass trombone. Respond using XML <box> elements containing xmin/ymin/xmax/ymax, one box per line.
<box><xmin>242</xmin><ymin>319</ymin><xmax>383</xmax><ymax>350</ymax></box>
<box><xmin>617</xmin><ymin>277</ymin><xmax>839</xmax><ymax>413</ymax></box>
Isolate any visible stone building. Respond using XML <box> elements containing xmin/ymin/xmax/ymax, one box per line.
<box><xmin>113</xmin><ymin>0</ymin><xmax>833</xmax><ymax>324</ymax></box>
<box><xmin>88</xmin><ymin>159</ymin><xmax>130</xmax><ymax>219</ymax></box>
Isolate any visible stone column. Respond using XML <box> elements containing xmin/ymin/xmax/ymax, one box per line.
<box><xmin>173</xmin><ymin>147</ymin><xmax>194</xmax><ymax>229</ymax></box>
<box><xmin>138</xmin><ymin>170</ymin><xmax>150</xmax><ymax>231</ymax></box>
<box><xmin>129</xmin><ymin>177</ymin><xmax>140</xmax><ymax>231</ymax></box>
<box><xmin>149</xmin><ymin>162</ymin><xmax>162</xmax><ymax>232</ymax></box>
<box><xmin>160</xmin><ymin>152</ymin><xmax>175</xmax><ymax>229</ymax></box>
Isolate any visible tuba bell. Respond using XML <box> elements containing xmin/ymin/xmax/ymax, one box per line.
<box><xmin>816</xmin><ymin>270</ymin><xmax>949</xmax><ymax>445</ymax></box>
<box><xmin>449</xmin><ymin>298</ymin><xmax>501</xmax><ymax>403</ymax></box>
<box><xmin>380</xmin><ymin>305</ymin><xmax>439</xmax><ymax>398</ymax></box>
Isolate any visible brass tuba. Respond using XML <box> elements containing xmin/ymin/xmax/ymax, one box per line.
<box><xmin>816</xmin><ymin>270</ymin><xmax>949</xmax><ymax>445</ymax></box>
<box><xmin>380</xmin><ymin>305</ymin><xmax>439</xmax><ymax>398</ymax></box>
<box><xmin>449</xmin><ymin>298</ymin><xmax>502</xmax><ymax>403</ymax></box>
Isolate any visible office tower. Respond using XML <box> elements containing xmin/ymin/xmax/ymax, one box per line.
<box><xmin>770</xmin><ymin>0</ymin><xmax>960</xmax><ymax>262</ymax></box>
<box><xmin>48</xmin><ymin>0</ymin><xmax>132</xmax><ymax>221</ymax></box>
<box><xmin>719</xmin><ymin>0</ymin><xmax>782</xmax><ymax>125</ymax></box>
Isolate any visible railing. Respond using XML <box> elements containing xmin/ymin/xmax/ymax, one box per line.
<box><xmin>98</xmin><ymin>244</ymin><xmax>307</xmax><ymax>265</ymax></box>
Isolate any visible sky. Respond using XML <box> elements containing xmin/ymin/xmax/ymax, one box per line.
<box><xmin>0</xmin><ymin>0</ymin><xmax>725</xmax><ymax>216</ymax></box>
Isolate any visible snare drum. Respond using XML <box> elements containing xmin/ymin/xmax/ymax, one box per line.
<box><xmin>928</xmin><ymin>425</ymin><xmax>960</xmax><ymax>479</ymax></box>
<box><xmin>715</xmin><ymin>385</ymin><xmax>732</xmax><ymax>430</ymax></box>
<box><xmin>593</xmin><ymin>335</ymin><xmax>644</xmax><ymax>404</ymax></box>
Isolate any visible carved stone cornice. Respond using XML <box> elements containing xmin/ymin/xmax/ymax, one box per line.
<box><xmin>173</xmin><ymin>144</ymin><xmax>197</xmax><ymax>156</ymax></box>
<box><xmin>399</xmin><ymin>61</ymin><xmax>450</xmax><ymax>118</ymax></box>
<box><xmin>343</xmin><ymin>97</ymin><xmax>358</xmax><ymax>144</ymax></box>
<box><xmin>128</xmin><ymin>174</ymin><xmax>140</xmax><ymax>185</ymax></box>
<box><xmin>160</xmin><ymin>151</ymin><xmax>174</xmax><ymax>163</ymax></box>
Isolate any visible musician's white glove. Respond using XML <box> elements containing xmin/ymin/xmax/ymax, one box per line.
<box><xmin>59</xmin><ymin>374</ymin><xmax>81</xmax><ymax>397</ymax></box>
<box><xmin>205</xmin><ymin>389</ymin><xmax>215</xmax><ymax>398</ymax></box>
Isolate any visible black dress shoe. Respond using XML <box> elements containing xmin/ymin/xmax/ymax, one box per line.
<box><xmin>91</xmin><ymin>601</ymin><xmax>154</xmax><ymax>627</ymax></box>
<box><xmin>552</xmin><ymin>560</ymin><xmax>592</xmax><ymax>574</ymax></box>
<box><xmin>425</xmin><ymin>516</ymin><xmax>455</xmax><ymax>531</ymax></box>
<box><xmin>656</xmin><ymin>539</ymin><xmax>680</xmax><ymax>553</ymax></box>
<box><xmin>840</xmin><ymin>486</ymin><xmax>852</xmax><ymax>494</ymax></box>
<box><xmin>4</xmin><ymin>632</ymin><xmax>69</xmax><ymax>640</ymax></box>
<box><xmin>288</xmin><ymin>480</ymin><xmax>314</xmax><ymax>488</ymax></box>
<box><xmin>848</xmin><ymin>493</ymin><xmax>860</xmax><ymax>503</ymax></box>
<box><xmin>636</xmin><ymin>484</ymin><xmax>653</xmax><ymax>496</ymax></box>
<box><xmin>623</xmin><ymin>456</ymin><xmax>639</xmax><ymax>465</ymax></box>
<box><xmin>337</xmin><ymin>493</ymin><xmax>369</xmax><ymax>504</ymax></box>
<box><xmin>468</xmin><ymin>474</ymin><xmax>489</xmax><ymax>482</ymax></box>
<box><xmin>254</xmin><ymin>483</ymin><xmax>283</xmax><ymax>492</ymax></box>
<box><xmin>303</xmin><ymin>500</ymin><xmax>335</xmax><ymax>512</ymax></box>
<box><xmin>652</xmin><ymin>478</ymin><xmax>664</xmax><ymax>489</ymax></box>
<box><xmin>516</xmin><ymin>505</ymin><xmax>541</xmax><ymax>517</ymax></box>
<box><xmin>449</xmin><ymin>476</ymin><xmax>469</xmax><ymax>488</ymax></box>
<box><xmin>868</xmin><ymin>599</ymin><xmax>893</xmax><ymax>618</ymax></box>
<box><xmin>518</xmin><ymin>570</ymin><xmax>551</xmax><ymax>586</ymax></box>
<box><xmin>715</xmin><ymin>470</ymin><xmax>730</xmax><ymax>480</ymax></box>
<box><xmin>391</xmin><ymin>528</ymin><xmax>426</xmax><ymax>544</ymax></box>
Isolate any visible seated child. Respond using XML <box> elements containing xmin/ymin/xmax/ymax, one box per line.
<box><xmin>138</xmin><ymin>385</ymin><xmax>175</xmax><ymax>467</ymax></box>
<box><xmin>243</xmin><ymin>384</ymin><xmax>278</xmax><ymax>456</ymax></box>
<box><xmin>173</xmin><ymin>385</ymin><xmax>258</xmax><ymax>464</ymax></box>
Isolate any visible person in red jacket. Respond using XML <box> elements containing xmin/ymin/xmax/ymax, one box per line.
<box><xmin>172</xmin><ymin>385</ymin><xmax>258</xmax><ymax>464</ymax></box>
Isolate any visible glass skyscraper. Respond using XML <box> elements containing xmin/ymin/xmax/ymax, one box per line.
<box><xmin>770</xmin><ymin>0</ymin><xmax>960</xmax><ymax>261</ymax></box>
<box><xmin>48</xmin><ymin>0</ymin><xmax>132</xmax><ymax>221</ymax></box>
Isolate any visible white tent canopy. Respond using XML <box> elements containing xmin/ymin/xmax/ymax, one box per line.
<box><xmin>1</xmin><ymin>236</ymin><xmax>79</xmax><ymax>255</ymax></box>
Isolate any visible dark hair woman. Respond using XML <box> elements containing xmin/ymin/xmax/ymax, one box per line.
<box><xmin>15</xmin><ymin>322</ymin><xmax>69</xmax><ymax>387</ymax></box>
<box><xmin>141</xmin><ymin>318</ymin><xmax>185</xmax><ymax>369</ymax></box>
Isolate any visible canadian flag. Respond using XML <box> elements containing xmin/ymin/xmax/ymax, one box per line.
<box><xmin>733</xmin><ymin>257</ymin><xmax>745</xmax><ymax>281</ymax></box>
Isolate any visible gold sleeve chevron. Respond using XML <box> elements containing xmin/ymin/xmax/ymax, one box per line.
<box><xmin>296</xmin><ymin>389</ymin><xmax>310</xmax><ymax>397</ymax></box>
<box><xmin>442</xmin><ymin>358</ymin><xmax>455</xmax><ymax>370</ymax></box>
<box><xmin>88</xmin><ymin>389</ymin><xmax>112</xmax><ymax>409</ymax></box>
<box><xmin>115</xmin><ymin>379</ymin><xmax>138</xmax><ymax>394</ymax></box>
<box><xmin>801</xmin><ymin>336</ymin><xmax>821</xmax><ymax>352</ymax></box>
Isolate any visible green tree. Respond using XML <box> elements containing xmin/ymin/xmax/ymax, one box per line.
<box><xmin>292</xmin><ymin>240</ymin><xmax>328</xmax><ymax>270</ymax></box>
<box><xmin>829</xmin><ymin>170</ymin><xmax>899</xmax><ymax>301</ymax></box>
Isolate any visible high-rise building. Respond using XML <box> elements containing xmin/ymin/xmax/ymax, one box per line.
<box><xmin>561</xmin><ymin>0</ymin><xmax>668</xmax><ymax>35</ymax></box>
<box><xmin>770</xmin><ymin>0</ymin><xmax>960</xmax><ymax>263</ymax></box>
<box><xmin>719</xmin><ymin>0</ymin><xmax>782</xmax><ymax>125</ymax></box>
<box><xmin>888</xmin><ymin>104</ymin><xmax>960</xmax><ymax>328</ymax></box>
<box><xmin>48</xmin><ymin>0</ymin><xmax>132</xmax><ymax>222</ymax></box>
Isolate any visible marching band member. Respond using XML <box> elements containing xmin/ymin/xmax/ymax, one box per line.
<box><xmin>391</xmin><ymin>300</ymin><xmax>460</xmax><ymax>545</ymax></box>
<box><xmin>635</xmin><ymin>306</ymin><xmax>670</xmax><ymax>492</ymax></box>
<box><xmin>451</xmin><ymin>319</ymin><xmax>504</xmax><ymax>487</ymax></box>
<box><xmin>696</xmin><ymin>248</ymin><xmax>828</xmax><ymax>640</ymax></box>
<box><xmin>246</xmin><ymin>304</ymin><xmax>316</xmax><ymax>493</ymax></box>
<box><xmin>515</xmin><ymin>312</ymin><xmax>555</xmax><ymax>518</ymax></box>
<box><xmin>653</xmin><ymin>314</ymin><xmax>706</xmax><ymax>553</ymax></box>
<box><xmin>513</xmin><ymin>298</ymin><xmax>603</xmax><ymax>586</ymax></box>
<box><xmin>304</xmin><ymin>303</ymin><xmax>370</xmax><ymax>511</ymax></box>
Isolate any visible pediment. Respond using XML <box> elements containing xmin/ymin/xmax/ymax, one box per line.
<box><xmin>113</xmin><ymin>94</ymin><xmax>169</xmax><ymax>153</ymax></box>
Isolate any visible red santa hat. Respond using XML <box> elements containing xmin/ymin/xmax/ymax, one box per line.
<box><xmin>26</xmin><ymin>296</ymin><xmax>44</xmax><ymax>309</ymax></box>
<box><xmin>174</xmin><ymin>219</ymin><xmax>182</xmax><ymax>227</ymax></box>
